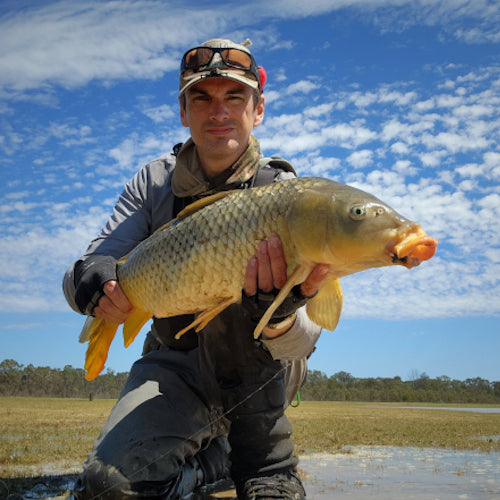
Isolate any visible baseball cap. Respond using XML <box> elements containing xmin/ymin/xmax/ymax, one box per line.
<box><xmin>179</xmin><ymin>38</ymin><xmax>266</xmax><ymax>96</ymax></box>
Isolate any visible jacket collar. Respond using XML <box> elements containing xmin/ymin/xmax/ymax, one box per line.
<box><xmin>171</xmin><ymin>135</ymin><xmax>262</xmax><ymax>198</ymax></box>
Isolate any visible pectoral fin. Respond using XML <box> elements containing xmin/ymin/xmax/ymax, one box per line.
<box><xmin>306</xmin><ymin>277</ymin><xmax>343</xmax><ymax>331</ymax></box>
<box><xmin>174</xmin><ymin>297</ymin><xmax>238</xmax><ymax>339</ymax></box>
<box><xmin>253</xmin><ymin>263</ymin><xmax>314</xmax><ymax>339</ymax></box>
<box><xmin>122</xmin><ymin>308</ymin><xmax>153</xmax><ymax>348</ymax></box>
<box><xmin>83</xmin><ymin>318</ymin><xmax>119</xmax><ymax>380</ymax></box>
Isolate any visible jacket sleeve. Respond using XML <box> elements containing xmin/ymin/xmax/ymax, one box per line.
<box><xmin>260</xmin><ymin>307</ymin><xmax>322</xmax><ymax>360</ymax></box>
<box><xmin>62</xmin><ymin>157</ymin><xmax>175</xmax><ymax>314</ymax></box>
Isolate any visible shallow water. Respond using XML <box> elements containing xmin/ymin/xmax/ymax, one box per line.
<box><xmin>299</xmin><ymin>446</ymin><xmax>500</xmax><ymax>499</ymax></box>
<box><xmin>7</xmin><ymin>446</ymin><xmax>500</xmax><ymax>499</ymax></box>
<box><xmin>388</xmin><ymin>406</ymin><xmax>500</xmax><ymax>414</ymax></box>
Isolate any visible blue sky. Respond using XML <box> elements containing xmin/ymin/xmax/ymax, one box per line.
<box><xmin>1</xmin><ymin>0</ymin><xmax>499</xmax><ymax>383</ymax></box>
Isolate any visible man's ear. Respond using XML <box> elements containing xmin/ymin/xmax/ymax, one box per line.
<box><xmin>179</xmin><ymin>97</ymin><xmax>189</xmax><ymax>127</ymax></box>
<box><xmin>253</xmin><ymin>94</ymin><xmax>265</xmax><ymax>127</ymax></box>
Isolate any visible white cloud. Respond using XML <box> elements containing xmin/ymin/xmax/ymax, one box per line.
<box><xmin>0</xmin><ymin>1</ymin><xmax>226</xmax><ymax>93</ymax></box>
<box><xmin>141</xmin><ymin>104</ymin><xmax>176</xmax><ymax>123</ymax></box>
<box><xmin>456</xmin><ymin>152</ymin><xmax>500</xmax><ymax>180</ymax></box>
<box><xmin>390</xmin><ymin>142</ymin><xmax>410</xmax><ymax>155</ymax></box>
<box><xmin>285</xmin><ymin>80</ymin><xmax>320</xmax><ymax>95</ymax></box>
<box><xmin>347</xmin><ymin>149</ymin><xmax>373</xmax><ymax>168</ymax></box>
<box><xmin>303</xmin><ymin>103</ymin><xmax>335</xmax><ymax>118</ymax></box>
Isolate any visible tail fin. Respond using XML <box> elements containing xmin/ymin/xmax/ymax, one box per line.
<box><xmin>79</xmin><ymin>309</ymin><xmax>152</xmax><ymax>381</ymax></box>
<box><xmin>122</xmin><ymin>309</ymin><xmax>153</xmax><ymax>348</ymax></box>
<box><xmin>81</xmin><ymin>317</ymin><xmax>119</xmax><ymax>381</ymax></box>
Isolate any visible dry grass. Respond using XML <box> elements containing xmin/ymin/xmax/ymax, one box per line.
<box><xmin>1</xmin><ymin>397</ymin><xmax>115</xmax><ymax>478</ymax></box>
<box><xmin>1</xmin><ymin>398</ymin><xmax>499</xmax><ymax>481</ymax></box>
<box><xmin>286</xmin><ymin>401</ymin><xmax>500</xmax><ymax>455</ymax></box>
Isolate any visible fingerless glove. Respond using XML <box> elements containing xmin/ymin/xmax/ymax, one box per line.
<box><xmin>241</xmin><ymin>285</ymin><xmax>312</xmax><ymax>324</ymax></box>
<box><xmin>74</xmin><ymin>255</ymin><xmax>117</xmax><ymax>315</ymax></box>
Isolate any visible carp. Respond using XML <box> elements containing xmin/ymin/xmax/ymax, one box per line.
<box><xmin>80</xmin><ymin>177</ymin><xmax>438</xmax><ymax>380</ymax></box>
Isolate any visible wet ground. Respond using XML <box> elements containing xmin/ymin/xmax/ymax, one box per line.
<box><xmin>3</xmin><ymin>446</ymin><xmax>499</xmax><ymax>499</ymax></box>
<box><xmin>299</xmin><ymin>446</ymin><xmax>500</xmax><ymax>499</ymax></box>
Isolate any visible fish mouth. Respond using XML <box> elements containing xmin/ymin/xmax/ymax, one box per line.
<box><xmin>390</xmin><ymin>227</ymin><xmax>438</xmax><ymax>268</ymax></box>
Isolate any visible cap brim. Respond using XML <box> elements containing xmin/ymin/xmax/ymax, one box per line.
<box><xmin>179</xmin><ymin>68</ymin><xmax>259</xmax><ymax>96</ymax></box>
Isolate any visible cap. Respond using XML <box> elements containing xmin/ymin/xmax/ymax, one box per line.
<box><xmin>179</xmin><ymin>38</ymin><xmax>264</xmax><ymax>96</ymax></box>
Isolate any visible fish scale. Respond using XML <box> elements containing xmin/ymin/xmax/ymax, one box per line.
<box><xmin>80</xmin><ymin>177</ymin><xmax>438</xmax><ymax>380</ymax></box>
<box><xmin>118</xmin><ymin>180</ymin><xmax>296</xmax><ymax>318</ymax></box>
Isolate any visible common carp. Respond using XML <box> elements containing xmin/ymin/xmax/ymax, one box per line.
<box><xmin>80</xmin><ymin>177</ymin><xmax>438</xmax><ymax>380</ymax></box>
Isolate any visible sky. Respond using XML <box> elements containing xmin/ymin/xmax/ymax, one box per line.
<box><xmin>1</xmin><ymin>0</ymin><xmax>499</xmax><ymax>383</ymax></box>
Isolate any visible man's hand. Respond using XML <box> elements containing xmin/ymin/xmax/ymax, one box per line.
<box><xmin>93</xmin><ymin>280</ymin><xmax>135</xmax><ymax>325</ymax></box>
<box><xmin>243</xmin><ymin>235</ymin><xmax>330</xmax><ymax>337</ymax></box>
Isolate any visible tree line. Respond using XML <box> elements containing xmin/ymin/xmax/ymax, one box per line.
<box><xmin>0</xmin><ymin>359</ymin><xmax>128</xmax><ymax>399</ymax></box>
<box><xmin>1</xmin><ymin>359</ymin><xmax>499</xmax><ymax>403</ymax></box>
<box><xmin>301</xmin><ymin>370</ymin><xmax>500</xmax><ymax>404</ymax></box>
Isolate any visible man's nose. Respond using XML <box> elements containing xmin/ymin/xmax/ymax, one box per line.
<box><xmin>209</xmin><ymin>98</ymin><xmax>229</xmax><ymax>121</ymax></box>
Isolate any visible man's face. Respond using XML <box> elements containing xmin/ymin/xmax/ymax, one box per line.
<box><xmin>179</xmin><ymin>78</ymin><xmax>265</xmax><ymax>176</ymax></box>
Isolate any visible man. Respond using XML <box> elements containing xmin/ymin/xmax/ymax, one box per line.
<box><xmin>63</xmin><ymin>38</ymin><xmax>329</xmax><ymax>499</ymax></box>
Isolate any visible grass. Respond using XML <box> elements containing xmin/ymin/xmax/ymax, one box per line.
<box><xmin>1</xmin><ymin>398</ymin><xmax>115</xmax><ymax>477</ymax></box>
<box><xmin>286</xmin><ymin>401</ymin><xmax>500</xmax><ymax>455</ymax></box>
<box><xmin>1</xmin><ymin>398</ymin><xmax>499</xmax><ymax>497</ymax></box>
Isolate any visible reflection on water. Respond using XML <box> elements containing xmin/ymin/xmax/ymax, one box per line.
<box><xmin>299</xmin><ymin>446</ymin><xmax>500</xmax><ymax>499</ymax></box>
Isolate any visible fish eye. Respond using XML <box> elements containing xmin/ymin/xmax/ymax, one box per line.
<box><xmin>350</xmin><ymin>204</ymin><xmax>366</xmax><ymax>220</ymax></box>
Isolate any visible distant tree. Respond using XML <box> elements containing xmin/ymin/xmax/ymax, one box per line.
<box><xmin>493</xmin><ymin>381</ymin><xmax>500</xmax><ymax>398</ymax></box>
<box><xmin>408</xmin><ymin>368</ymin><xmax>421</xmax><ymax>390</ymax></box>
<box><xmin>333</xmin><ymin>371</ymin><xmax>356</xmax><ymax>387</ymax></box>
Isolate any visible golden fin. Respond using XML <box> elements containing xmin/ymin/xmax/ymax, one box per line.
<box><xmin>306</xmin><ymin>277</ymin><xmax>343</xmax><ymax>331</ymax></box>
<box><xmin>174</xmin><ymin>297</ymin><xmax>238</xmax><ymax>339</ymax></box>
<box><xmin>122</xmin><ymin>309</ymin><xmax>153</xmax><ymax>348</ymax></box>
<box><xmin>83</xmin><ymin>319</ymin><xmax>119</xmax><ymax>380</ymax></box>
<box><xmin>116</xmin><ymin>254</ymin><xmax>127</xmax><ymax>265</ymax></box>
<box><xmin>253</xmin><ymin>263</ymin><xmax>314</xmax><ymax>339</ymax></box>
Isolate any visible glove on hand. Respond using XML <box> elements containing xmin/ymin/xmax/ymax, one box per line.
<box><xmin>241</xmin><ymin>285</ymin><xmax>312</xmax><ymax>324</ymax></box>
<box><xmin>74</xmin><ymin>255</ymin><xmax>118</xmax><ymax>315</ymax></box>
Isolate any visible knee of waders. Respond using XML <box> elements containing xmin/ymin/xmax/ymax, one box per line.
<box><xmin>71</xmin><ymin>458</ymin><xmax>197</xmax><ymax>499</ymax></box>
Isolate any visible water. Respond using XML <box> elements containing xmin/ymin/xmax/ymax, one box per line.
<box><xmin>388</xmin><ymin>406</ymin><xmax>500</xmax><ymax>414</ymax></box>
<box><xmin>299</xmin><ymin>446</ymin><xmax>500</xmax><ymax>499</ymax></box>
<box><xmin>8</xmin><ymin>446</ymin><xmax>500</xmax><ymax>499</ymax></box>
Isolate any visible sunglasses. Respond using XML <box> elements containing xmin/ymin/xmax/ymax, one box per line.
<box><xmin>181</xmin><ymin>47</ymin><xmax>258</xmax><ymax>75</ymax></box>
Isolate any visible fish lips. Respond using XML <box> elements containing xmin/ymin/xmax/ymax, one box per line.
<box><xmin>389</xmin><ymin>231</ymin><xmax>438</xmax><ymax>268</ymax></box>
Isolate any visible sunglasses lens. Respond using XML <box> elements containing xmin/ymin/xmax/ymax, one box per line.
<box><xmin>221</xmin><ymin>49</ymin><xmax>252</xmax><ymax>69</ymax></box>
<box><xmin>183</xmin><ymin>48</ymin><xmax>214</xmax><ymax>70</ymax></box>
<box><xmin>183</xmin><ymin>47</ymin><xmax>254</xmax><ymax>72</ymax></box>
